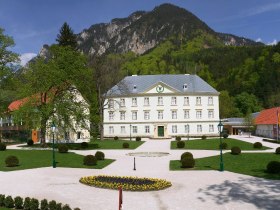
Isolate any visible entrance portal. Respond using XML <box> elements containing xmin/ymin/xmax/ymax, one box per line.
<box><xmin>158</xmin><ymin>126</ymin><xmax>164</xmax><ymax>137</ymax></box>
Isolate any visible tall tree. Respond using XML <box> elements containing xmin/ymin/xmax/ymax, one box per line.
<box><xmin>56</xmin><ymin>22</ymin><xmax>77</xmax><ymax>49</ymax></box>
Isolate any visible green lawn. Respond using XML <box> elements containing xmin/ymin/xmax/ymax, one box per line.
<box><xmin>171</xmin><ymin>138</ymin><xmax>270</xmax><ymax>150</ymax></box>
<box><xmin>23</xmin><ymin>139</ymin><xmax>144</xmax><ymax>150</ymax></box>
<box><xmin>0</xmin><ymin>150</ymin><xmax>114</xmax><ymax>171</ymax></box>
<box><xmin>170</xmin><ymin>153</ymin><xmax>280</xmax><ymax>180</ymax></box>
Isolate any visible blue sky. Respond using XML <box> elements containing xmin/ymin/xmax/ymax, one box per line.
<box><xmin>1</xmin><ymin>0</ymin><xmax>280</xmax><ymax>65</ymax></box>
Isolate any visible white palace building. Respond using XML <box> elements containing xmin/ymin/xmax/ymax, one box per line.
<box><xmin>103</xmin><ymin>74</ymin><xmax>220</xmax><ymax>138</ymax></box>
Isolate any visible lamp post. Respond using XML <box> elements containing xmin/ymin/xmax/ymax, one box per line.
<box><xmin>51</xmin><ymin>122</ymin><xmax>56</xmax><ymax>168</ymax></box>
<box><xmin>130</xmin><ymin>124</ymin><xmax>132</xmax><ymax>141</ymax></box>
<box><xmin>218</xmin><ymin>120</ymin><xmax>224</xmax><ymax>172</ymax></box>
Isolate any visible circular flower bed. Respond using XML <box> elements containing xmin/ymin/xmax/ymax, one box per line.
<box><xmin>80</xmin><ymin>175</ymin><xmax>172</xmax><ymax>191</ymax></box>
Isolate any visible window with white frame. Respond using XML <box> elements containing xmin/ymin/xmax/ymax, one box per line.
<box><xmin>196</xmin><ymin>97</ymin><xmax>201</xmax><ymax>105</ymax></box>
<box><xmin>184</xmin><ymin>97</ymin><xmax>189</xmax><ymax>105</ymax></box>
<box><xmin>196</xmin><ymin>110</ymin><xmax>202</xmax><ymax>119</ymax></box>
<box><xmin>197</xmin><ymin>125</ymin><xmax>202</xmax><ymax>133</ymax></box>
<box><xmin>144</xmin><ymin>111</ymin><xmax>150</xmax><ymax>120</ymax></box>
<box><xmin>144</xmin><ymin>97</ymin><xmax>150</xmax><ymax>106</ymax></box>
<box><xmin>209</xmin><ymin>124</ymin><xmax>214</xmax><ymax>132</ymax></box>
<box><xmin>109</xmin><ymin>111</ymin><xmax>114</xmax><ymax>120</ymax></box>
<box><xmin>185</xmin><ymin>124</ymin><xmax>189</xmax><ymax>133</ymax></box>
<box><xmin>184</xmin><ymin>110</ymin><xmax>190</xmax><ymax>119</ymax></box>
<box><xmin>158</xmin><ymin>110</ymin><xmax>163</xmax><ymax>119</ymax></box>
<box><xmin>171</xmin><ymin>97</ymin><xmax>177</xmax><ymax>105</ymax></box>
<box><xmin>158</xmin><ymin>97</ymin><xmax>163</xmax><ymax>105</ymax></box>
<box><xmin>145</xmin><ymin>126</ymin><xmax>150</xmax><ymax>133</ymax></box>
<box><xmin>120</xmin><ymin>98</ymin><xmax>125</xmax><ymax>107</ymax></box>
<box><xmin>109</xmin><ymin>126</ymin><xmax>114</xmax><ymax>134</ymax></box>
<box><xmin>120</xmin><ymin>111</ymin><xmax>125</xmax><ymax>120</ymax></box>
<box><xmin>121</xmin><ymin>126</ymin><xmax>126</xmax><ymax>134</ymax></box>
<box><xmin>172</xmin><ymin>110</ymin><xmax>177</xmax><ymax>119</ymax></box>
<box><xmin>208</xmin><ymin>110</ymin><xmax>214</xmax><ymax>118</ymax></box>
<box><xmin>108</xmin><ymin>99</ymin><xmax>114</xmax><ymax>109</ymax></box>
<box><xmin>132</xmin><ymin>126</ymin><xmax>137</xmax><ymax>133</ymax></box>
<box><xmin>132</xmin><ymin>111</ymin><xmax>137</xmax><ymax>120</ymax></box>
<box><xmin>208</xmin><ymin>97</ymin><xmax>213</xmax><ymax>105</ymax></box>
<box><xmin>132</xmin><ymin>98</ymin><xmax>137</xmax><ymax>106</ymax></box>
<box><xmin>172</xmin><ymin>125</ymin><xmax>177</xmax><ymax>133</ymax></box>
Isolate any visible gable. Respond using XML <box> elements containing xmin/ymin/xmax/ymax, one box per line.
<box><xmin>143</xmin><ymin>82</ymin><xmax>179</xmax><ymax>94</ymax></box>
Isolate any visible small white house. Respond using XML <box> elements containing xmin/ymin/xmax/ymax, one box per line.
<box><xmin>103</xmin><ymin>74</ymin><xmax>220</xmax><ymax>138</ymax></box>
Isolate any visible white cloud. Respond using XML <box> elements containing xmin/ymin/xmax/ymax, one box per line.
<box><xmin>245</xmin><ymin>3</ymin><xmax>280</xmax><ymax>17</ymax></box>
<box><xmin>267</xmin><ymin>39</ymin><xmax>278</xmax><ymax>46</ymax></box>
<box><xmin>20</xmin><ymin>53</ymin><xmax>37</xmax><ymax>66</ymax></box>
<box><xmin>256</xmin><ymin>38</ymin><xmax>262</xmax><ymax>42</ymax></box>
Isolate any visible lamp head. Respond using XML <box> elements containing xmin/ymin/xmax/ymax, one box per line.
<box><xmin>217</xmin><ymin>121</ymin><xmax>224</xmax><ymax>133</ymax></box>
<box><xmin>51</xmin><ymin>122</ymin><xmax>56</xmax><ymax>132</ymax></box>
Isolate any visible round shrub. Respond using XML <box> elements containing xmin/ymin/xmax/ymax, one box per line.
<box><xmin>40</xmin><ymin>199</ymin><xmax>48</xmax><ymax>210</ymax></box>
<box><xmin>27</xmin><ymin>139</ymin><xmax>34</xmax><ymax>146</ymax></box>
<box><xmin>48</xmin><ymin>200</ymin><xmax>57</xmax><ymax>210</ymax></box>
<box><xmin>180</xmin><ymin>152</ymin><xmax>193</xmax><ymax>161</ymax></box>
<box><xmin>81</xmin><ymin>142</ymin><xmax>89</xmax><ymax>149</ymax></box>
<box><xmin>177</xmin><ymin>141</ymin><xmax>185</xmax><ymax>148</ymax></box>
<box><xmin>56</xmin><ymin>203</ymin><xmax>62</xmax><ymax>210</ymax></box>
<box><xmin>202</xmin><ymin>135</ymin><xmax>207</xmax><ymax>140</ymax></box>
<box><xmin>62</xmin><ymin>204</ymin><xmax>72</xmax><ymax>210</ymax></box>
<box><xmin>14</xmin><ymin>196</ymin><xmax>23</xmax><ymax>209</ymax></box>
<box><xmin>219</xmin><ymin>142</ymin><xmax>228</xmax><ymax>149</ymax></box>
<box><xmin>0</xmin><ymin>194</ymin><xmax>5</xmax><ymax>206</ymax></box>
<box><xmin>23</xmin><ymin>197</ymin><xmax>31</xmax><ymax>210</ymax></box>
<box><xmin>181</xmin><ymin>157</ymin><xmax>195</xmax><ymax>168</ymax></box>
<box><xmin>0</xmin><ymin>143</ymin><xmax>6</xmax><ymax>151</ymax></box>
<box><xmin>114</xmin><ymin>136</ymin><xmax>119</xmax><ymax>140</ymax></box>
<box><xmin>95</xmin><ymin>151</ymin><xmax>105</xmax><ymax>160</ymax></box>
<box><xmin>136</xmin><ymin>136</ymin><xmax>141</xmax><ymax>141</ymax></box>
<box><xmin>30</xmin><ymin>198</ymin><xmax>39</xmax><ymax>210</ymax></box>
<box><xmin>4</xmin><ymin>196</ymin><xmax>14</xmax><ymax>208</ymax></box>
<box><xmin>253</xmin><ymin>142</ymin><xmax>262</xmax><ymax>149</ymax></box>
<box><xmin>123</xmin><ymin>142</ymin><xmax>129</xmax><ymax>148</ymax></box>
<box><xmin>231</xmin><ymin>146</ymin><xmax>241</xmax><ymax>155</ymax></box>
<box><xmin>223</xmin><ymin>133</ymin><xmax>229</xmax><ymax>138</ymax></box>
<box><xmin>58</xmin><ymin>144</ymin><xmax>69</xmax><ymax>153</ymax></box>
<box><xmin>276</xmin><ymin>147</ymin><xmax>280</xmax><ymax>154</ymax></box>
<box><xmin>5</xmin><ymin>155</ymin><xmax>19</xmax><ymax>167</ymax></box>
<box><xmin>41</xmin><ymin>143</ymin><xmax>49</xmax><ymax>148</ymax></box>
<box><xmin>175</xmin><ymin>136</ymin><xmax>181</xmax><ymax>141</ymax></box>
<box><xmin>83</xmin><ymin>155</ymin><xmax>97</xmax><ymax>166</ymax></box>
<box><xmin>266</xmin><ymin>161</ymin><xmax>280</xmax><ymax>174</ymax></box>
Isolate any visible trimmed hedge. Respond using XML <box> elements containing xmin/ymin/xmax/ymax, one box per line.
<box><xmin>175</xmin><ymin>136</ymin><xmax>181</xmax><ymax>141</ymax></box>
<box><xmin>0</xmin><ymin>142</ymin><xmax>6</xmax><ymax>151</ymax></box>
<box><xmin>95</xmin><ymin>151</ymin><xmax>105</xmax><ymax>160</ymax></box>
<box><xmin>58</xmin><ymin>144</ymin><xmax>69</xmax><ymax>153</ymax></box>
<box><xmin>180</xmin><ymin>152</ymin><xmax>193</xmax><ymax>161</ymax></box>
<box><xmin>27</xmin><ymin>139</ymin><xmax>34</xmax><ymax>146</ymax></box>
<box><xmin>231</xmin><ymin>146</ymin><xmax>241</xmax><ymax>155</ymax></box>
<box><xmin>201</xmin><ymin>135</ymin><xmax>207</xmax><ymax>140</ymax></box>
<box><xmin>181</xmin><ymin>157</ymin><xmax>195</xmax><ymax>168</ymax></box>
<box><xmin>219</xmin><ymin>142</ymin><xmax>228</xmax><ymax>149</ymax></box>
<box><xmin>262</xmin><ymin>139</ymin><xmax>280</xmax><ymax>144</ymax></box>
<box><xmin>114</xmin><ymin>136</ymin><xmax>119</xmax><ymax>140</ymax></box>
<box><xmin>83</xmin><ymin>155</ymin><xmax>97</xmax><ymax>166</ymax></box>
<box><xmin>177</xmin><ymin>141</ymin><xmax>185</xmax><ymax>148</ymax></box>
<box><xmin>266</xmin><ymin>161</ymin><xmax>280</xmax><ymax>174</ymax></box>
<box><xmin>123</xmin><ymin>142</ymin><xmax>129</xmax><ymax>148</ymax></box>
<box><xmin>136</xmin><ymin>137</ymin><xmax>141</xmax><ymax>141</ymax></box>
<box><xmin>81</xmin><ymin>142</ymin><xmax>89</xmax><ymax>149</ymax></box>
<box><xmin>5</xmin><ymin>155</ymin><xmax>19</xmax><ymax>167</ymax></box>
<box><xmin>253</xmin><ymin>142</ymin><xmax>262</xmax><ymax>149</ymax></box>
<box><xmin>276</xmin><ymin>147</ymin><xmax>280</xmax><ymax>154</ymax></box>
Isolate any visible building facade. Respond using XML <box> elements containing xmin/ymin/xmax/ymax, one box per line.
<box><xmin>103</xmin><ymin>74</ymin><xmax>220</xmax><ymax>138</ymax></box>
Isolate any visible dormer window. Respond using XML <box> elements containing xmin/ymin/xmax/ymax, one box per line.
<box><xmin>183</xmin><ymin>83</ymin><xmax>188</xmax><ymax>90</ymax></box>
<box><xmin>133</xmin><ymin>85</ymin><xmax>137</xmax><ymax>89</ymax></box>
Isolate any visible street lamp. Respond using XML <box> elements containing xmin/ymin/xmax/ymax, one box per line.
<box><xmin>217</xmin><ymin>120</ymin><xmax>224</xmax><ymax>172</ymax></box>
<box><xmin>130</xmin><ymin>124</ymin><xmax>132</xmax><ymax>141</ymax></box>
<box><xmin>51</xmin><ymin>122</ymin><xmax>56</xmax><ymax>168</ymax></box>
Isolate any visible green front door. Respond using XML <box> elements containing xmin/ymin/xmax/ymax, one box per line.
<box><xmin>158</xmin><ymin>126</ymin><xmax>164</xmax><ymax>137</ymax></box>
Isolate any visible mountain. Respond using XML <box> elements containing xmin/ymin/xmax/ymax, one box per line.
<box><xmin>73</xmin><ymin>3</ymin><xmax>262</xmax><ymax>56</ymax></box>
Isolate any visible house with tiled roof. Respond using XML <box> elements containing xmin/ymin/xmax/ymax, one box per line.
<box><xmin>255</xmin><ymin>107</ymin><xmax>280</xmax><ymax>139</ymax></box>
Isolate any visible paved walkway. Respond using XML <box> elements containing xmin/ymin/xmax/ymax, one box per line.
<box><xmin>1</xmin><ymin>136</ymin><xmax>280</xmax><ymax>210</ymax></box>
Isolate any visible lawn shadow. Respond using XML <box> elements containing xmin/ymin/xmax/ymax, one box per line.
<box><xmin>197</xmin><ymin>177</ymin><xmax>280</xmax><ymax>209</ymax></box>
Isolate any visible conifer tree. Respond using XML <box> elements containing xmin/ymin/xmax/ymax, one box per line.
<box><xmin>56</xmin><ymin>22</ymin><xmax>77</xmax><ymax>49</ymax></box>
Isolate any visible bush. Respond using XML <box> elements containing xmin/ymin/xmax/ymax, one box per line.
<box><xmin>74</xmin><ymin>208</ymin><xmax>81</xmax><ymax>210</ymax></box>
<box><xmin>92</xmin><ymin>143</ymin><xmax>99</xmax><ymax>149</ymax></box>
<box><xmin>62</xmin><ymin>204</ymin><xmax>72</xmax><ymax>210</ymax></box>
<box><xmin>5</xmin><ymin>155</ymin><xmax>19</xmax><ymax>167</ymax></box>
<box><xmin>0</xmin><ymin>194</ymin><xmax>5</xmax><ymax>206</ymax></box>
<box><xmin>83</xmin><ymin>155</ymin><xmax>97</xmax><ymax>166</ymax></box>
<box><xmin>175</xmin><ymin>136</ymin><xmax>181</xmax><ymax>141</ymax></box>
<box><xmin>58</xmin><ymin>144</ymin><xmax>69</xmax><ymax>153</ymax></box>
<box><xmin>4</xmin><ymin>196</ymin><xmax>14</xmax><ymax>208</ymax></box>
<box><xmin>27</xmin><ymin>139</ymin><xmax>34</xmax><ymax>146</ymax></box>
<box><xmin>114</xmin><ymin>136</ymin><xmax>119</xmax><ymax>140</ymax></box>
<box><xmin>219</xmin><ymin>142</ymin><xmax>228</xmax><ymax>149</ymax></box>
<box><xmin>48</xmin><ymin>200</ymin><xmax>57</xmax><ymax>210</ymax></box>
<box><xmin>56</xmin><ymin>203</ymin><xmax>62</xmax><ymax>210</ymax></box>
<box><xmin>40</xmin><ymin>199</ymin><xmax>48</xmax><ymax>210</ymax></box>
<box><xmin>177</xmin><ymin>141</ymin><xmax>185</xmax><ymax>148</ymax></box>
<box><xmin>95</xmin><ymin>151</ymin><xmax>105</xmax><ymax>160</ymax></box>
<box><xmin>135</xmin><ymin>136</ymin><xmax>141</xmax><ymax>141</ymax></box>
<box><xmin>81</xmin><ymin>142</ymin><xmax>89</xmax><ymax>149</ymax></box>
<box><xmin>123</xmin><ymin>142</ymin><xmax>129</xmax><ymax>148</ymax></box>
<box><xmin>231</xmin><ymin>146</ymin><xmax>241</xmax><ymax>155</ymax></box>
<box><xmin>266</xmin><ymin>161</ymin><xmax>280</xmax><ymax>174</ymax></box>
<box><xmin>276</xmin><ymin>147</ymin><xmax>280</xmax><ymax>154</ymax></box>
<box><xmin>23</xmin><ymin>197</ymin><xmax>31</xmax><ymax>209</ymax></box>
<box><xmin>253</xmin><ymin>142</ymin><xmax>262</xmax><ymax>149</ymax></box>
<box><xmin>0</xmin><ymin>143</ymin><xmax>6</xmax><ymax>151</ymax></box>
<box><xmin>14</xmin><ymin>196</ymin><xmax>23</xmax><ymax>209</ymax></box>
<box><xmin>180</xmin><ymin>152</ymin><xmax>193</xmax><ymax>161</ymax></box>
<box><xmin>181</xmin><ymin>157</ymin><xmax>195</xmax><ymax>168</ymax></box>
<box><xmin>202</xmin><ymin>135</ymin><xmax>207</xmax><ymax>140</ymax></box>
<box><xmin>223</xmin><ymin>133</ymin><xmax>229</xmax><ymax>138</ymax></box>
<box><xmin>41</xmin><ymin>143</ymin><xmax>49</xmax><ymax>148</ymax></box>
<box><xmin>30</xmin><ymin>198</ymin><xmax>39</xmax><ymax>210</ymax></box>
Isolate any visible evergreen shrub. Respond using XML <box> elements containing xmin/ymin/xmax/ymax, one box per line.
<box><xmin>62</xmin><ymin>204</ymin><xmax>72</xmax><ymax>210</ymax></box>
<box><xmin>177</xmin><ymin>141</ymin><xmax>185</xmax><ymax>148</ymax></box>
<box><xmin>266</xmin><ymin>161</ymin><xmax>280</xmax><ymax>174</ymax></box>
<box><xmin>123</xmin><ymin>142</ymin><xmax>129</xmax><ymax>148</ymax></box>
<box><xmin>83</xmin><ymin>155</ymin><xmax>97</xmax><ymax>166</ymax></box>
<box><xmin>23</xmin><ymin>197</ymin><xmax>31</xmax><ymax>209</ymax></box>
<box><xmin>181</xmin><ymin>157</ymin><xmax>195</xmax><ymax>168</ymax></box>
<box><xmin>40</xmin><ymin>199</ymin><xmax>48</xmax><ymax>210</ymax></box>
<box><xmin>14</xmin><ymin>196</ymin><xmax>23</xmax><ymax>209</ymax></box>
<box><xmin>231</xmin><ymin>146</ymin><xmax>241</xmax><ymax>155</ymax></box>
<box><xmin>180</xmin><ymin>152</ymin><xmax>193</xmax><ymax>161</ymax></box>
<box><xmin>0</xmin><ymin>194</ymin><xmax>5</xmax><ymax>206</ymax></box>
<box><xmin>276</xmin><ymin>147</ymin><xmax>280</xmax><ymax>154</ymax></box>
<box><xmin>81</xmin><ymin>142</ymin><xmax>89</xmax><ymax>149</ymax></box>
<box><xmin>58</xmin><ymin>144</ymin><xmax>69</xmax><ymax>153</ymax></box>
<box><xmin>4</xmin><ymin>196</ymin><xmax>14</xmax><ymax>208</ymax></box>
<box><xmin>136</xmin><ymin>137</ymin><xmax>141</xmax><ymax>141</ymax></box>
<box><xmin>253</xmin><ymin>142</ymin><xmax>262</xmax><ymax>149</ymax></box>
<box><xmin>114</xmin><ymin>136</ymin><xmax>119</xmax><ymax>140</ymax></box>
<box><xmin>175</xmin><ymin>136</ymin><xmax>181</xmax><ymax>141</ymax></box>
<box><xmin>95</xmin><ymin>151</ymin><xmax>105</xmax><ymax>160</ymax></box>
<box><xmin>223</xmin><ymin>133</ymin><xmax>229</xmax><ymax>138</ymax></box>
<box><xmin>30</xmin><ymin>198</ymin><xmax>39</xmax><ymax>210</ymax></box>
<box><xmin>5</xmin><ymin>155</ymin><xmax>19</xmax><ymax>167</ymax></box>
<box><xmin>202</xmin><ymin>135</ymin><xmax>207</xmax><ymax>140</ymax></box>
<box><xmin>48</xmin><ymin>200</ymin><xmax>57</xmax><ymax>210</ymax></box>
<box><xmin>220</xmin><ymin>142</ymin><xmax>228</xmax><ymax>149</ymax></box>
<box><xmin>27</xmin><ymin>139</ymin><xmax>34</xmax><ymax>146</ymax></box>
<box><xmin>0</xmin><ymin>143</ymin><xmax>6</xmax><ymax>151</ymax></box>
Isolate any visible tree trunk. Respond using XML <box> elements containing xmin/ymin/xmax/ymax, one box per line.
<box><xmin>40</xmin><ymin>117</ymin><xmax>48</xmax><ymax>143</ymax></box>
